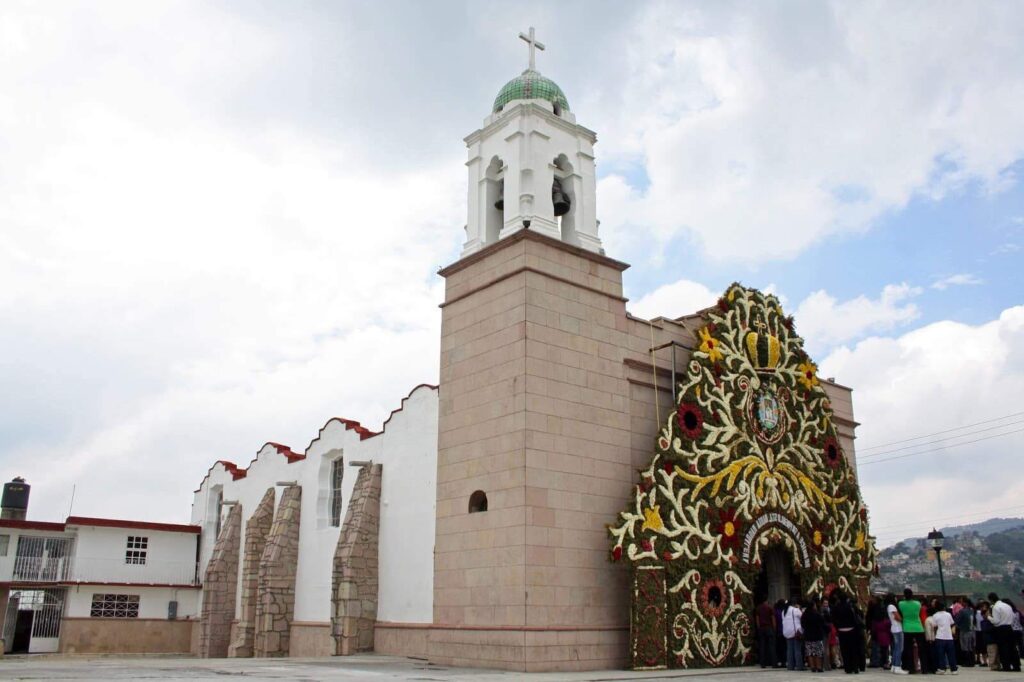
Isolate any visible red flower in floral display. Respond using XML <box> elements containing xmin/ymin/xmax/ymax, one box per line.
<box><xmin>677</xmin><ymin>402</ymin><xmax>704</xmax><ymax>440</ymax></box>
<box><xmin>822</xmin><ymin>436</ymin><xmax>842</xmax><ymax>469</ymax></box>
<box><xmin>662</xmin><ymin>551</ymin><xmax>674</xmax><ymax>561</ymax></box>
<box><xmin>663</xmin><ymin>460</ymin><xmax>675</xmax><ymax>475</ymax></box>
<box><xmin>700</xmin><ymin>579</ymin><xmax>728</xmax><ymax>618</ymax></box>
<box><xmin>717</xmin><ymin>508</ymin><xmax>742</xmax><ymax>550</ymax></box>
<box><xmin>641</xmin><ymin>538</ymin><xmax>653</xmax><ymax>552</ymax></box>
<box><xmin>611</xmin><ymin>546</ymin><xmax>622</xmax><ymax>561</ymax></box>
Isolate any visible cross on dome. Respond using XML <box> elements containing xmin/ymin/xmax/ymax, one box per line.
<box><xmin>519</xmin><ymin>26</ymin><xmax>545</xmax><ymax>71</ymax></box>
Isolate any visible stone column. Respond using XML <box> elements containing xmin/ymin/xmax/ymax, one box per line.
<box><xmin>331</xmin><ymin>462</ymin><xmax>382</xmax><ymax>655</ymax></box>
<box><xmin>198</xmin><ymin>503</ymin><xmax>242</xmax><ymax>657</ymax></box>
<box><xmin>254</xmin><ymin>484</ymin><xmax>301</xmax><ymax>657</ymax></box>
<box><xmin>229</xmin><ymin>488</ymin><xmax>275</xmax><ymax>658</ymax></box>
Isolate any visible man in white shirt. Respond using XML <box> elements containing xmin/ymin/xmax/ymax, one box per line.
<box><xmin>931</xmin><ymin>604</ymin><xmax>958</xmax><ymax>675</ymax></box>
<box><xmin>782</xmin><ymin>601</ymin><xmax>804</xmax><ymax>671</ymax></box>
<box><xmin>989</xmin><ymin>592</ymin><xmax>1022</xmax><ymax>672</ymax></box>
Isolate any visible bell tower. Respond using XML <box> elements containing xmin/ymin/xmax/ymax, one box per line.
<box><xmin>461</xmin><ymin>27</ymin><xmax>602</xmax><ymax>257</ymax></box>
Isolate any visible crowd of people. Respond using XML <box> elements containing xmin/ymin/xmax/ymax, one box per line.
<box><xmin>754</xmin><ymin>588</ymin><xmax>1024</xmax><ymax>675</ymax></box>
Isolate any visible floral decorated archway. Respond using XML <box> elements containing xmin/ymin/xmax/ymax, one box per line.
<box><xmin>609</xmin><ymin>284</ymin><xmax>876</xmax><ymax>669</ymax></box>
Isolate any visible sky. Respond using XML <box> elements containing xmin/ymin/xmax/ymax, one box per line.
<box><xmin>1</xmin><ymin>1</ymin><xmax>1022</xmax><ymax>548</ymax></box>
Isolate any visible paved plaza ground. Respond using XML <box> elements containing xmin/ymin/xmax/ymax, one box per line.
<box><xmin>0</xmin><ymin>655</ymin><xmax>1022</xmax><ymax>682</ymax></box>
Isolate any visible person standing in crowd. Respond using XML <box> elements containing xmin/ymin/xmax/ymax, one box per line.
<box><xmin>979</xmin><ymin>601</ymin><xmax>1000</xmax><ymax>671</ymax></box>
<box><xmin>821</xmin><ymin>594</ymin><xmax>834</xmax><ymax>671</ymax></box>
<box><xmin>990</xmin><ymin>592</ymin><xmax>1022</xmax><ymax>672</ymax></box>
<box><xmin>783</xmin><ymin>599</ymin><xmax>805</xmax><ymax>671</ymax></box>
<box><xmin>852</xmin><ymin>596</ymin><xmax>867</xmax><ymax>673</ymax></box>
<box><xmin>898</xmin><ymin>588</ymin><xmax>926</xmax><ymax>674</ymax></box>
<box><xmin>955</xmin><ymin>597</ymin><xmax>975</xmax><ymax>668</ymax></box>
<box><xmin>756</xmin><ymin>596</ymin><xmax>777</xmax><ymax>668</ymax></box>
<box><xmin>931</xmin><ymin>600</ymin><xmax>959</xmax><ymax>675</ymax></box>
<box><xmin>775</xmin><ymin>599</ymin><xmax>788</xmax><ymax>668</ymax></box>
<box><xmin>802</xmin><ymin>598</ymin><xmax>828</xmax><ymax>673</ymax></box>
<box><xmin>871</xmin><ymin>601</ymin><xmax>893</xmax><ymax>670</ymax></box>
<box><xmin>887</xmin><ymin>594</ymin><xmax>906</xmax><ymax>675</ymax></box>
<box><xmin>867</xmin><ymin>597</ymin><xmax>884</xmax><ymax>668</ymax></box>
<box><xmin>832</xmin><ymin>590</ymin><xmax>862</xmax><ymax>674</ymax></box>
<box><xmin>1006</xmin><ymin>598</ymin><xmax>1023</xmax><ymax>663</ymax></box>
<box><xmin>923</xmin><ymin>601</ymin><xmax>938</xmax><ymax>674</ymax></box>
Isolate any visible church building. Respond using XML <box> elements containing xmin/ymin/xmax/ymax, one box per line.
<box><xmin>0</xmin><ymin>28</ymin><xmax>876</xmax><ymax>670</ymax></box>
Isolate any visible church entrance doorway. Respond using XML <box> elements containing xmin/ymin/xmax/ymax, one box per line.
<box><xmin>753</xmin><ymin>546</ymin><xmax>802</xmax><ymax>606</ymax></box>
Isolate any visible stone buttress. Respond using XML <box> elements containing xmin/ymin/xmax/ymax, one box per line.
<box><xmin>254</xmin><ymin>485</ymin><xmax>301</xmax><ymax>657</ymax></box>
<box><xmin>198</xmin><ymin>503</ymin><xmax>241</xmax><ymax>657</ymax></box>
<box><xmin>229</xmin><ymin>487</ymin><xmax>275</xmax><ymax>658</ymax></box>
<box><xmin>331</xmin><ymin>462</ymin><xmax>383</xmax><ymax>655</ymax></box>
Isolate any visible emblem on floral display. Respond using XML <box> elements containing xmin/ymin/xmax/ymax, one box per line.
<box><xmin>609</xmin><ymin>284</ymin><xmax>876</xmax><ymax>670</ymax></box>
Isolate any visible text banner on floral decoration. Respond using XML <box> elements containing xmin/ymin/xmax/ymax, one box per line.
<box><xmin>609</xmin><ymin>284</ymin><xmax>876</xmax><ymax>669</ymax></box>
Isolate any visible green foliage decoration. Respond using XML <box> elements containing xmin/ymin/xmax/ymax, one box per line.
<box><xmin>609</xmin><ymin>284</ymin><xmax>877</xmax><ymax>669</ymax></box>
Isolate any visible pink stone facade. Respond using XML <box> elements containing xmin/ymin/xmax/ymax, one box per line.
<box><xmin>426</xmin><ymin>229</ymin><xmax>859</xmax><ymax>671</ymax></box>
<box><xmin>198</xmin><ymin>503</ymin><xmax>241</xmax><ymax>657</ymax></box>
<box><xmin>331</xmin><ymin>463</ymin><xmax>382</xmax><ymax>655</ymax></box>
<box><xmin>254</xmin><ymin>485</ymin><xmax>300</xmax><ymax>657</ymax></box>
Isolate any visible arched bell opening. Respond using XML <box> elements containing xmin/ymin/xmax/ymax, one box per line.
<box><xmin>552</xmin><ymin>154</ymin><xmax>578</xmax><ymax>246</ymax></box>
<box><xmin>485</xmin><ymin>156</ymin><xmax>505</xmax><ymax>244</ymax></box>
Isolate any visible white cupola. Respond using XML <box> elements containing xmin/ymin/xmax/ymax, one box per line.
<box><xmin>461</xmin><ymin>27</ymin><xmax>603</xmax><ymax>257</ymax></box>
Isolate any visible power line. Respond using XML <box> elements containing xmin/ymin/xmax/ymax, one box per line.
<box><xmin>858</xmin><ymin>419</ymin><xmax>1024</xmax><ymax>461</ymax></box>
<box><xmin>870</xmin><ymin>503</ymin><xmax>1024</xmax><ymax>534</ymax></box>
<box><xmin>857</xmin><ymin>411</ymin><xmax>1024</xmax><ymax>452</ymax></box>
<box><xmin>858</xmin><ymin>427</ymin><xmax>1024</xmax><ymax>466</ymax></box>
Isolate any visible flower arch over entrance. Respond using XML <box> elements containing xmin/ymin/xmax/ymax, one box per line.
<box><xmin>609</xmin><ymin>284</ymin><xmax>877</xmax><ymax>669</ymax></box>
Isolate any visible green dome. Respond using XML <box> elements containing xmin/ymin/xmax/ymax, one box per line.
<box><xmin>493</xmin><ymin>69</ymin><xmax>570</xmax><ymax>113</ymax></box>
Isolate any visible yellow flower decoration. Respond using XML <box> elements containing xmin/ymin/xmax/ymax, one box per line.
<box><xmin>641</xmin><ymin>505</ymin><xmax>664</xmax><ymax>533</ymax></box>
<box><xmin>697</xmin><ymin>327</ymin><xmax>724</xmax><ymax>363</ymax></box>
<box><xmin>855</xmin><ymin>531</ymin><xmax>866</xmax><ymax>550</ymax></box>
<box><xmin>812</xmin><ymin>529</ymin><xmax>824</xmax><ymax>547</ymax></box>
<box><xmin>797</xmin><ymin>360</ymin><xmax>819</xmax><ymax>390</ymax></box>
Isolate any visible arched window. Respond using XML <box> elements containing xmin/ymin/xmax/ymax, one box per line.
<box><xmin>468</xmin><ymin>490</ymin><xmax>488</xmax><ymax>513</ymax></box>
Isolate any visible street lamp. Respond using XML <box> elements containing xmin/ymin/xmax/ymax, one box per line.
<box><xmin>927</xmin><ymin>528</ymin><xmax>947</xmax><ymax>600</ymax></box>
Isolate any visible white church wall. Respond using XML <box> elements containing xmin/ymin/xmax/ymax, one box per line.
<box><xmin>376</xmin><ymin>385</ymin><xmax>438</xmax><ymax>624</ymax></box>
<box><xmin>189</xmin><ymin>384</ymin><xmax>439</xmax><ymax>628</ymax></box>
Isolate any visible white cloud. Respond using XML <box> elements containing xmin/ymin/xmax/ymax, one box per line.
<box><xmin>594</xmin><ymin>2</ymin><xmax>1024</xmax><ymax>263</ymax></box>
<box><xmin>819</xmin><ymin>306</ymin><xmax>1024</xmax><ymax>546</ymax></box>
<box><xmin>931</xmin><ymin>273</ymin><xmax>983</xmax><ymax>290</ymax></box>
<box><xmin>628</xmin><ymin>279</ymin><xmax>719</xmax><ymax>320</ymax></box>
<box><xmin>794</xmin><ymin>283</ymin><xmax>923</xmax><ymax>353</ymax></box>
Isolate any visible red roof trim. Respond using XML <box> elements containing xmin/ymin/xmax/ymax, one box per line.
<box><xmin>193</xmin><ymin>382</ymin><xmax>438</xmax><ymax>492</ymax></box>
<box><xmin>267</xmin><ymin>442</ymin><xmax>305</xmax><ymax>463</ymax></box>
<box><xmin>0</xmin><ymin>519</ymin><xmax>66</xmax><ymax>532</ymax></box>
<box><xmin>65</xmin><ymin>516</ymin><xmax>201</xmax><ymax>534</ymax></box>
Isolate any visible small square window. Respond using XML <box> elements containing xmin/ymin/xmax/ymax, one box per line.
<box><xmin>0</xmin><ymin>534</ymin><xmax>9</xmax><ymax>557</ymax></box>
<box><xmin>90</xmin><ymin>593</ymin><xmax>139</xmax><ymax>618</ymax></box>
<box><xmin>125</xmin><ymin>536</ymin><xmax>148</xmax><ymax>565</ymax></box>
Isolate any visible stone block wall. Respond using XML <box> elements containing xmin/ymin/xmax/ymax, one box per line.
<box><xmin>229</xmin><ymin>487</ymin><xmax>275</xmax><ymax>658</ymax></box>
<box><xmin>331</xmin><ymin>462</ymin><xmax>382</xmax><ymax>655</ymax></box>
<box><xmin>198</xmin><ymin>503</ymin><xmax>241</xmax><ymax>657</ymax></box>
<box><xmin>254</xmin><ymin>484</ymin><xmax>301</xmax><ymax>658</ymax></box>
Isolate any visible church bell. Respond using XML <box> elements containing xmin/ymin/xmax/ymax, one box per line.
<box><xmin>552</xmin><ymin>177</ymin><xmax>571</xmax><ymax>217</ymax></box>
<box><xmin>494</xmin><ymin>181</ymin><xmax>504</xmax><ymax>211</ymax></box>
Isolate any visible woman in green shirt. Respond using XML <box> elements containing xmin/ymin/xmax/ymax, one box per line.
<box><xmin>898</xmin><ymin>588</ymin><xmax>924</xmax><ymax>673</ymax></box>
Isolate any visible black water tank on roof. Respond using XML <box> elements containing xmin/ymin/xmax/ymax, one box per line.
<box><xmin>1</xmin><ymin>477</ymin><xmax>30</xmax><ymax>515</ymax></box>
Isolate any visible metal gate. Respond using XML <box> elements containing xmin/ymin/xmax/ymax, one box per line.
<box><xmin>2</xmin><ymin>594</ymin><xmax>18</xmax><ymax>653</ymax></box>
<box><xmin>6</xmin><ymin>589</ymin><xmax>65</xmax><ymax>653</ymax></box>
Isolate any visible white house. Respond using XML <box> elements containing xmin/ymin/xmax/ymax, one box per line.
<box><xmin>0</xmin><ymin>508</ymin><xmax>200</xmax><ymax>654</ymax></box>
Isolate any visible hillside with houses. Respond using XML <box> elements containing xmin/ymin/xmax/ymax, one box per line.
<box><xmin>873</xmin><ymin>518</ymin><xmax>1024</xmax><ymax>599</ymax></box>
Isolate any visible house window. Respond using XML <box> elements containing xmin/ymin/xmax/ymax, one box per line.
<box><xmin>90</xmin><ymin>593</ymin><xmax>140</xmax><ymax>618</ymax></box>
<box><xmin>125</xmin><ymin>536</ymin><xmax>148</xmax><ymax>565</ymax></box>
<box><xmin>330</xmin><ymin>457</ymin><xmax>344</xmax><ymax>527</ymax></box>
<box><xmin>0</xmin><ymin>534</ymin><xmax>9</xmax><ymax>556</ymax></box>
<box><xmin>214</xmin><ymin>489</ymin><xmax>223</xmax><ymax>539</ymax></box>
<box><xmin>469</xmin><ymin>490</ymin><xmax>488</xmax><ymax>513</ymax></box>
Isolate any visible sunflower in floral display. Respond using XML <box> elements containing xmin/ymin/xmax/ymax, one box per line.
<box><xmin>810</xmin><ymin>524</ymin><xmax>827</xmax><ymax>555</ymax></box>
<box><xmin>697</xmin><ymin>326</ymin><xmax>724</xmax><ymax>363</ymax></box>
<box><xmin>797</xmin><ymin>359</ymin><xmax>819</xmax><ymax>390</ymax></box>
